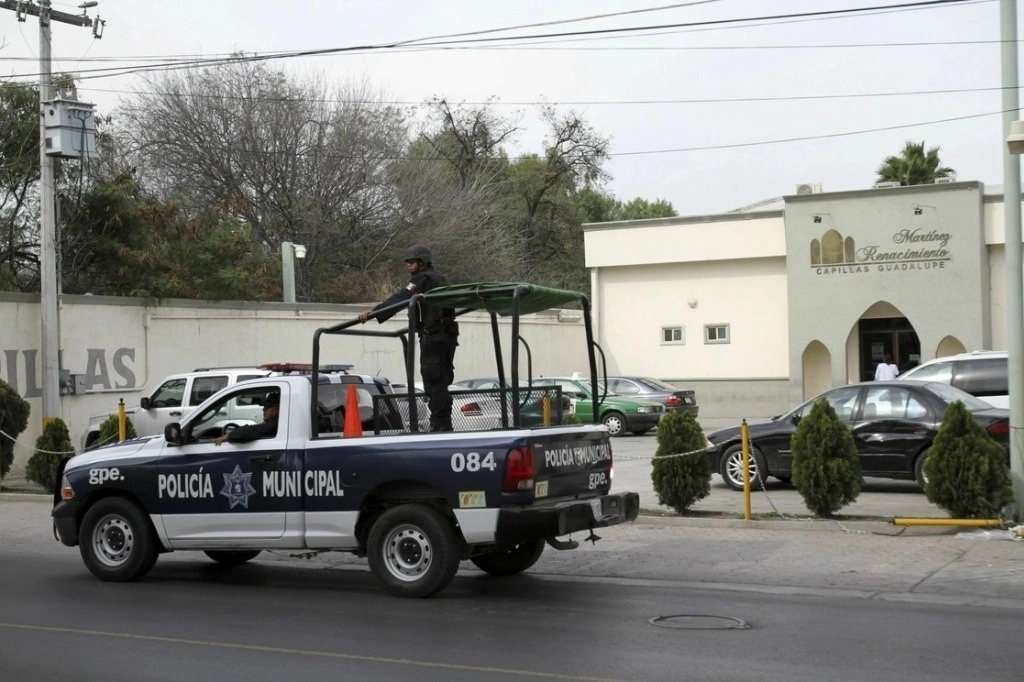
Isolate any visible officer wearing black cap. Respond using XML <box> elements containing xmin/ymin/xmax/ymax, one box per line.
<box><xmin>358</xmin><ymin>245</ymin><xmax>458</xmax><ymax>432</ymax></box>
<box><xmin>214</xmin><ymin>392</ymin><xmax>281</xmax><ymax>445</ymax></box>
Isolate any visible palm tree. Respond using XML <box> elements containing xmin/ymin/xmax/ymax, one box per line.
<box><xmin>875</xmin><ymin>141</ymin><xmax>955</xmax><ymax>186</ymax></box>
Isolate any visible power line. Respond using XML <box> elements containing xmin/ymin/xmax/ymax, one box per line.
<box><xmin>1</xmin><ymin>0</ymin><xmax>981</xmax><ymax>83</ymax></box>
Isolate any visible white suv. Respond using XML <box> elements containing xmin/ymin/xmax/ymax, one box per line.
<box><xmin>897</xmin><ymin>350</ymin><xmax>1008</xmax><ymax>409</ymax></box>
<box><xmin>82</xmin><ymin>366</ymin><xmax>271</xmax><ymax>449</ymax></box>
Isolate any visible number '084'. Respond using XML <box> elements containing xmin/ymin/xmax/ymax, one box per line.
<box><xmin>450</xmin><ymin>451</ymin><xmax>496</xmax><ymax>472</ymax></box>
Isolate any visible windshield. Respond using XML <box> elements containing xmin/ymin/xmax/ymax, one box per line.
<box><xmin>925</xmin><ymin>382</ymin><xmax>997</xmax><ymax>411</ymax></box>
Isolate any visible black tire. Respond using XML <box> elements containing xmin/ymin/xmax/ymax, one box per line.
<box><xmin>601</xmin><ymin>411</ymin><xmax>626</xmax><ymax>437</ymax></box>
<box><xmin>204</xmin><ymin>550</ymin><xmax>261</xmax><ymax>566</ymax></box>
<box><xmin>79</xmin><ymin>498</ymin><xmax>159</xmax><ymax>582</ymax></box>
<box><xmin>367</xmin><ymin>504</ymin><xmax>461</xmax><ymax>598</ymax></box>
<box><xmin>914</xmin><ymin>450</ymin><xmax>930</xmax><ymax>490</ymax></box>
<box><xmin>470</xmin><ymin>540</ymin><xmax>545</xmax><ymax>576</ymax></box>
<box><xmin>720</xmin><ymin>444</ymin><xmax>767</xmax><ymax>491</ymax></box>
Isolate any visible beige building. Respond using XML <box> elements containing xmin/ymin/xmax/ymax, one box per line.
<box><xmin>584</xmin><ymin>180</ymin><xmax>1015</xmax><ymax>418</ymax></box>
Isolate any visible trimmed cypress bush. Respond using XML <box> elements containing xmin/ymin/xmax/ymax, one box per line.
<box><xmin>0</xmin><ymin>378</ymin><xmax>31</xmax><ymax>480</ymax></box>
<box><xmin>651</xmin><ymin>410</ymin><xmax>712</xmax><ymax>514</ymax></box>
<box><xmin>27</xmin><ymin>418</ymin><xmax>74</xmax><ymax>493</ymax></box>
<box><xmin>97</xmin><ymin>413</ymin><xmax>138</xmax><ymax>447</ymax></box>
<box><xmin>791</xmin><ymin>398</ymin><xmax>862</xmax><ymax>518</ymax></box>
<box><xmin>924</xmin><ymin>400</ymin><xmax>1012</xmax><ymax>519</ymax></box>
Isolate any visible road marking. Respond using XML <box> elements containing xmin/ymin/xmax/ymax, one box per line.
<box><xmin>0</xmin><ymin>621</ymin><xmax>629</xmax><ymax>681</ymax></box>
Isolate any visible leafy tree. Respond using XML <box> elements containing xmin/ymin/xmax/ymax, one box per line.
<box><xmin>875</xmin><ymin>140</ymin><xmax>954</xmax><ymax>186</ymax></box>
<box><xmin>617</xmin><ymin>197</ymin><xmax>676</xmax><ymax>220</ymax></box>
<box><xmin>574</xmin><ymin>188</ymin><xmax>677</xmax><ymax>224</ymax></box>
<box><xmin>651</xmin><ymin>411</ymin><xmax>712</xmax><ymax>513</ymax></box>
<box><xmin>791</xmin><ymin>399</ymin><xmax>862</xmax><ymax>517</ymax></box>
<box><xmin>97</xmin><ymin>413</ymin><xmax>138</xmax><ymax>448</ymax></box>
<box><xmin>0</xmin><ymin>378</ymin><xmax>31</xmax><ymax>480</ymax></box>
<box><xmin>923</xmin><ymin>401</ymin><xmax>1012</xmax><ymax>518</ymax></box>
<box><xmin>27</xmin><ymin>418</ymin><xmax>74</xmax><ymax>492</ymax></box>
<box><xmin>0</xmin><ymin>82</ymin><xmax>42</xmax><ymax>292</ymax></box>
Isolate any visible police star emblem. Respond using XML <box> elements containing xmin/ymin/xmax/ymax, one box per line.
<box><xmin>220</xmin><ymin>465</ymin><xmax>257</xmax><ymax>509</ymax></box>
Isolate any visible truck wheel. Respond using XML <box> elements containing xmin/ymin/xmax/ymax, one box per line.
<box><xmin>720</xmin><ymin>444</ymin><xmax>767</xmax><ymax>491</ymax></box>
<box><xmin>367</xmin><ymin>504</ymin><xmax>461</xmax><ymax>598</ymax></box>
<box><xmin>470</xmin><ymin>540</ymin><xmax>545</xmax><ymax>576</ymax></box>
<box><xmin>79</xmin><ymin>498</ymin><xmax>158</xmax><ymax>582</ymax></box>
<box><xmin>601</xmin><ymin>411</ymin><xmax>626</xmax><ymax>437</ymax></box>
<box><xmin>204</xmin><ymin>550</ymin><xmax>261</xmax><ymax>565</ymax></box>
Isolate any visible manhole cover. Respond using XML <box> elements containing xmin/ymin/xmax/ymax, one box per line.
<box><xmin>649</xmin><ymin>615</ymin><xmax>750</xmax><ymax>630</ymax></box>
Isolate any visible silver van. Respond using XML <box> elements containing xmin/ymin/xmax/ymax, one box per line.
<box><xmin>897</xmin><ymin>350</ymin><xmax>1008</xmax><ymax>409</ymax></box>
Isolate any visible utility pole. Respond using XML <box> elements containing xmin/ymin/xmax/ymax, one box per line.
<box><xmin>1000</xmin><ymin>0</ymin><xmax>1024</xmax><ymax>520</ymax></box>
<box><xmin>0</xmin><ymin>1</ymin><xmax>98</xmax><ymax>425</ymax></box>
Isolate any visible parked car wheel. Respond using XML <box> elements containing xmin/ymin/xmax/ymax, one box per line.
<box><xmin>204</xmin><ymin>550</ymin><xmax>261</xmax><ymax>566</ymax></box>
<box><xmin>79</xmin><ymin>498</ymin><xmax>159</xmax><ymax>582</ymax></box>
<box><xmin>367</xmin><ymin>504</ymin><xmax>461</xmax><ymax>598</ymax></box>
<box><xmin>470</xmin><ymin>540</ymin><xmax>545</xmax><ymax>576</ymax></box>
<box><xmin>720</xmin><ymin>444</ymin><xmax>767</xmax><ymax>490</ymax></box>
<box><xmin>602</xmin><ymin>411</ymin><xmax>626</xmax><ymax>437</ymax></box>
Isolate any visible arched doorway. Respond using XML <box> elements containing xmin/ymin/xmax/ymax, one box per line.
<box><xmin>858</xmin><ymin>302</ymin><xmax>920</xmax><ymax>380</ymax></box>
<box><xmin>802</xmin><ymin>341</ymin><xmax>831</xmax><ymax>400</ymax></box>
<box><xmin>936</xmin><ymin>335</ymin><xmax>966</xmax><ymax>357</ymax></box>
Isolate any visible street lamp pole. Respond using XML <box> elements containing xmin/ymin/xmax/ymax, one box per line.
<box><xmin>1000</xmin><ymin>0</ymin><xmax>1024</xmax><ymax>518</ymax></box>
<box><xmin>281</xmin><ymin>242</ymin><xmax>306</xmax><ymax>303</ymax></box>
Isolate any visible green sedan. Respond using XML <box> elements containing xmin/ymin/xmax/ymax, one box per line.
<box><xmin>534</xmin><ymin>376</ymin><xmax>666</xmax><ymax>436</ymax></box>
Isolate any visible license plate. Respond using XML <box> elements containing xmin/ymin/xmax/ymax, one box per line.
<box><xmin>590</xmin><ymin>498</ymin><xmax>603</xmax><ymax>520</ymax></box>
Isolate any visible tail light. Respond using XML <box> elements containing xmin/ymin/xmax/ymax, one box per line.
<box><xmin>665</xmin><ymin>395</ymin><xmax>682</xmax><ymax>408</ymax></box>
<box><xmin>503</xmin><ymin>447</ymin><xmax>534</xmax><ymax>492</ymax></box>
<box><xmin>988</xmin><ymin>420</ymin><xmax>1010</xmax><ymax>437</ymax></box>
<box><xmin>460</xmin><ymin>401</ymin><xmax>483</xmax><ymax>417</ymax></box>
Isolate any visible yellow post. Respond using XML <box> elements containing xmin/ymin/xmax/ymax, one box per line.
<box><xmin>117</xmin><ymin>398</ymin><xmax>126</xmax><ymax>442</ymax></box>
<box><xmin>741</xmin><ymin>419</ymin><xmax>751</xmax><ymax>520</ymax></box>
<box><xmin>542</xmin><ymin>395</ymin><xmax>551</xmax><ymax>426</ymax></box>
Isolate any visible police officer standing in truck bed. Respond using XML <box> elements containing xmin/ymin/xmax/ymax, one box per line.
<box><xmin>359</xmin><ymin>245</ymin><xmax>458</xmax><ymax>432</ymax></box>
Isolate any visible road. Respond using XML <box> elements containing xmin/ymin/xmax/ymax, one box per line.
<box><xmin>0</xmin><ymin>549</ymin><xmax>1020</xmax><ymax>682</ymax></box>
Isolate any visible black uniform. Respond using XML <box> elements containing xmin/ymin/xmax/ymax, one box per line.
<box><xmin>372</xmin><ymin>265</ymin><xmax>458</xmax><ymax>431</ymax></box>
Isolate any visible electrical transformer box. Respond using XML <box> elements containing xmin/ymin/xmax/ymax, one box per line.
<box><xmin>42</xmin><ymin>99</ymin><xmax>99</xmax><ymax>159</ymax></box>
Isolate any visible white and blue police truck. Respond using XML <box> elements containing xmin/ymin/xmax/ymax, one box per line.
<box><xmin>52</xmin><ymin>283</ymin><xmax>642</xmax><ymax>598</ymax></box>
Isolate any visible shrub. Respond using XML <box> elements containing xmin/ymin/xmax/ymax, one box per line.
<box><xmin>561</xmin><ymin>412</ymin><xmax>581</xmax><ymax>425</ymax></box>
<box><xmin>97</xmin><ymin>413</ymin><xmax>138</xmax><ymax>447</ymax></box>
<box><xmin>27</xmin><ymin>418</ymin><xmax>74</xmax><ymax>493</ymax></box>
<box><xmin>0</xmin><ymin>379</ymin><xmax>31</xmax><ymax>480</ymax></box>
<box><xmin>924</xmin><ymin>401</ymin><xmax>1012</xmax><ymax>519</ymax></box>
<box><xmin>651</xmin><ymin>411</ymin><xmax>712</xmax><ymax>514</ymax></box>
<box><xmin>791</xmin><ymin>398</ymin><xmax>862</xmax><ymax>518</ymax></box>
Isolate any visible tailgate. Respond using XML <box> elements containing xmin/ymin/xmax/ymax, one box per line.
<box><xmin>531</xmin><ymin>428</ymin><xmax>612</xmax><ymax>499</ymax></box>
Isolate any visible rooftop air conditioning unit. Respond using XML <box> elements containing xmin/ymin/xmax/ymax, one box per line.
<box><xmin>874</xmin><ymin>181</ymin><xmax>901</xmax><ymax>189</ymax></box>
<box><xmin>934</xmin><ymin>176</ymin><xmax>956</xmax><ymax>184</ymax></box>
<box><xmin>795</xmin><ymin>183</ymin><xmax>822</xmax><ymax>195</ymax></box>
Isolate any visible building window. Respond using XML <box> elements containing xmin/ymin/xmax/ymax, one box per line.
<box><xmin>704</xmin><ymin>324</ymin><xmax>730</xmax><ymax>344</ymax></box>
<box><xmin>662</xmin><ymin>327</ymin><xmax>684</xmax><ymax>344</ymax></box>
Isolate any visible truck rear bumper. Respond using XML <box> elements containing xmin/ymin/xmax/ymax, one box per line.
<box><xmin>495</xmin><ymin>491</ymin><xmax>639</xmax><ymax>545</ymax></box>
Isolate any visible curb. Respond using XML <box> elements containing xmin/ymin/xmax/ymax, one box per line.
<box><xmin>631</xmin><ymin>513</ymin><xmax>959</xmax><ymax>534</ymax></box>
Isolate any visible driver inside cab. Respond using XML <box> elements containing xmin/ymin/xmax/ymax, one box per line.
<box><xmin>214</xmin><ymin>392</ymin><xmax>280</xmax><ymax>445</ymax></box>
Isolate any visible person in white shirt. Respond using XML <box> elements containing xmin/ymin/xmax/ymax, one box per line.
<box><xmin>874</xmin><ymin>354</ymin><xmax>899</xmax><ymax>381</ymax></box>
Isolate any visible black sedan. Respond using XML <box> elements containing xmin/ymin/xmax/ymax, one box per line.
<box><xmin>705</xmin><ymin>380</ymin><xmax>1009</xmax><ymax>491</ymax></box>
<box><xmin>602</xmin><ymin>376</ymin><xmax>698</xmax><ymax>416</ymax></box>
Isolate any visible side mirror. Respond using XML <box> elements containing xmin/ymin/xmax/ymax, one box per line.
<box><xmin>140</xmin><ymin>397</ymin><xmax>152</xmax><ymax>409</ymax></box>
<box><xmin>164</xmin><ymin>423</ymin><xmax>183</xmax><ymax>446</ymax></box>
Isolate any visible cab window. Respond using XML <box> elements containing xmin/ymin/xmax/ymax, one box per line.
<box><xmin>189</xmin><ymin>375</ymin><xmax>228</xmax><ymax>405</ymax></box>
<box><xmin>150</xmin><ymin>378</ymin><xmax>186</xmax><ymax>408</ymax></box>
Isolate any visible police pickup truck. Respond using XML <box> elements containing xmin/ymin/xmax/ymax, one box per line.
<box><xmin>53</xmin><ymin>283</ymin><xmax>641</xmax><ymax>598</ymax></box>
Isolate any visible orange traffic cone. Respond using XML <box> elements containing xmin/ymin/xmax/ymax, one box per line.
<box><xmin>343</xmin><ymin>383</ymin><xmax>363</xmax><ymax>437</ymax></box>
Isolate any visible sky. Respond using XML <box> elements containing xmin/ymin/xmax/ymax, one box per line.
<box><xmin>0</xmin><ymin>0</ymin><xmax>1018</xmax><ymax>216</ymax></box>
